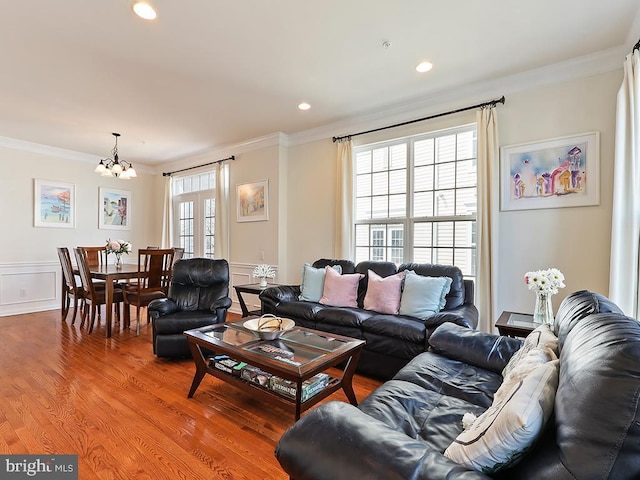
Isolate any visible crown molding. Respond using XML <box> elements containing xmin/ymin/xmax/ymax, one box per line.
<box><xmin>154</xmin><ymin>131</ymin><xmax>289</xmax><ymax>175</ymax></box>
<box><xmin>287</xmin><ymin>45</ymin><xmax>626</xmax><ymax>147</ymax></box>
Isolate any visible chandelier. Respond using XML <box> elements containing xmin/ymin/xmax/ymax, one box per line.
<box><xmin>94</xmin><ymin>133</ymin><xmax>137</xmax><ymax>179</ymax></box>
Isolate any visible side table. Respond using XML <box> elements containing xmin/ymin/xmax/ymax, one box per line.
<box><xmin>234</xmin><ymin>283</ymin><xmax>280</xmax><ymax>317</ymax></box>
<box><xmin>495</xmin><ymin>311</ymin><xmax>542</xmax><ymax>338</ymax></box>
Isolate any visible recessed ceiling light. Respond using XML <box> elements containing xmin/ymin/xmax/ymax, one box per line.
<box><xmin>416</xmin><ymin>61</ymin><xmax>433</xmax><ymax>73</ymax></box>
<box><xmin>298</xmin><ymin>102</ymin><xmax>311</xmax><ymax>111</ymax></box>
<box><xmin>132</xmin><ymin>1</ymin><xmax>157</xmax><ymax>20</ymax></box>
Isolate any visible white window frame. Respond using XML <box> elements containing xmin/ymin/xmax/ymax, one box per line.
<box><xmin>353</xmin><ymin>123</ymin><xmax>477</xmax><ymax>278</ymax></box>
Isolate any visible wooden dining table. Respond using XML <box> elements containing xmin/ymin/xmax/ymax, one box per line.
<box><xmin>73</xmin><ymin>264</ymin><xmax>140</xmax><ymax>337</ymax></box>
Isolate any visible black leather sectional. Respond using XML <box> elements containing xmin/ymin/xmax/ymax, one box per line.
<box><xmin>276</xmin><ymin>290</ymin><xmax>640</xmax><ymax>479</ymax></box>
<box><xmin>260</xmin><ymin>259</ymin><xmax>478</xmax><ymax>380</ymax></box>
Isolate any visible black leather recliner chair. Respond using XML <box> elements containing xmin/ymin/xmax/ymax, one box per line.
<box><xmin>148</xmin><ymin>258</ymin><xmax>232</xmax><ymax>358</ymax></box>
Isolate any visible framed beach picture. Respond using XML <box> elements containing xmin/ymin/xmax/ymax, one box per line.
<box><xmin>34</xmin><ymin>179</ymin><xmax>75</xmax><ymax>228</ymax></box>
<box><xmin>237</xmin><ymin>180</ymin><xmax>269</xmax><ymax>222</ymax></box>
<box><xmin>99</xmin><ymin>187</ymin><xmax>131</xmax><ymax>230</ymax></box>
<box><xmin>500</xmin><ymin>132</ymin><xmax>600</xmax><ymax>211</ymax></box>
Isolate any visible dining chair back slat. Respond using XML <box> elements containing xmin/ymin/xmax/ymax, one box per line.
<box><xmin>80</xmin><ymin>246</ymin><xmax>108</xmax><ymax>267</ymax></box>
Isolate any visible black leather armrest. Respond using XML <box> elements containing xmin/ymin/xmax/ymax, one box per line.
<box><xmin>259</xmin><ymin>285</ymin><xmax>301</xmax><ymax>312</ymax></box>
<box><xmin>147</xmin><ymin>298</ymin><xmax>179</xmax><ymax>319</ymax></box>
<box><xmin>428</xmin><ymin>322</ymin><xmax>523</xmax><ymax>374</ymax></box>
<box><xmin>276</xmin><ymin>401</ymin><xmax>491</xmax><ymax>480</ymax></box>
<box><xmin>423</xmin><ymin>303</ymin><xmax>479</xmax><ymax>331</ymax></box>
<box><xmin>210</xmin><ymin>297</ymin><xmax>232</xmax><ymax>312</ymax></box>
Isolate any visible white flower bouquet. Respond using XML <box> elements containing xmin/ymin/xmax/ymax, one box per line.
<box><xmin>252</xmin><ymin>264</ymin><xmax>276</xmax><ymax>279</ymax></box>
<box><xmin>524</xmin><ymin>268</ymin><xmax>565</xmax><ymax>295</ymax></box>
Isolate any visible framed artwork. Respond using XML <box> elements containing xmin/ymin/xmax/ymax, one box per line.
<box><xmin>237</xmin><ymin>180</ymin><xmax>269</xmax><ymax>222</ymax></box>
<box><xmin>500</xmin><ymin>132</ymin><xmax>600</xmax><ymax>211</ymax></box>
<box><xmin>99</xmin><ymin>187</ymin><xmax>131</xmax><ymax>230</ymax></box>
<box><xmin>34</xmin><ymin>179</ymin><xmax>75</xmax><ymax>228</ymax></box>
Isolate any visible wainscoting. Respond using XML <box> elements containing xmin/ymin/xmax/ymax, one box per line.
<box><xmin>0</xmin><ymin>260</ymin><xmax>279</xmax><ymax>318</ymax></box>
<box><xmin>0</xmin><ymin>261</ymin><xmax>60</xmax><ymax>317</ymax></box>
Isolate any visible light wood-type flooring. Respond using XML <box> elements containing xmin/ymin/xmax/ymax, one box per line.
<box><xmin>0</xmin><ymin>309</ymin><xmax>382</xmax><ymax>479</ymax></box>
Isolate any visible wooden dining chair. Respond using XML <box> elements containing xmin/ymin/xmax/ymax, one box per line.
<box><xmin>74</xmin><ymin>247</ymin><xmax>124</xmax><ymax>333</ymax></box>
<box><xmin>80</xmin><ymin>246</ymin><xmax>108</xmax><ymax>267</ymax></box>
<box><xmin>172</xmin><ymin>247</ymin><xmax>185</xmax><ymax>264</ymax></box>
<box><xmin>57</xmin><ymin>247</ymin><xmax>84</xmax><ymax>324</ymax></box>
<box><xmin>123</xmin><ymin>248</ymin><xmax>175</xmax><ymax>335</ymax></box>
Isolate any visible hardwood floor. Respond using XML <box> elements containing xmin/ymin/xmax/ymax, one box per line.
<box><xmin>0</xmin><ymin>309</ymin><xmax>382</xmax><ymax>479</ymax></box>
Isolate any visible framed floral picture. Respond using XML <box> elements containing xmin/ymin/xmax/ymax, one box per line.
<box><xmin>500</xmin><ymin>132</ymin><xmax>600</xmax><ymax>211</ymax></box>
<box><xmin>99</xmin><ymin>187</ymin><xmax>131</xmax><ymax>230</ymax></box>
<box><xmin>237</xmin><ymin>180</ymin><xmax>269</xmax><ymax>222</ymax></box>
<box><xmin>34</xmin><ymin>179</ymin><xmax>75</xmax><ymax>228</ymax></box>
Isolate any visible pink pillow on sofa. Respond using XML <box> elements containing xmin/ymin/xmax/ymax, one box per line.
<box><xmin>363</xmin><ymin>269</ymin><xmax>405</xmax><ymax>314</ymax></box>
<box><xmin>319</xmin><ymin>266</ymin><xmax>363</xmax><ymax>308</ymax></box>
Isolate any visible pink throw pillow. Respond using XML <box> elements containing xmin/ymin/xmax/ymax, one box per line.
<box><xmin>319</xmin><ymin>266</ymin><xmax>363</xmax><ymax>308</ymax></box>
<box><xmin>363</xmin><ymin>270</ymin><xmax>405</xmax><ymax>314</ymax></box>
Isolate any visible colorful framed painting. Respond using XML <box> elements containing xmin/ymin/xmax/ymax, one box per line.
<box><xmin>500</xmin><ymin>132</ymin><xmax>600</xmax><ymax>211</ymax></box>
<box><xmin>237</xmin><ymin>180</ymin><xmax>269</xmax><ymax>222</ymax></box>
<box><xmin>34</xmin><ymin>179</ymin><xmax>75</xmax><ymax>228</ymax></box>
<box><xmin>99</xmin><ymin>187</ymin><xmax>131</xmax><ymax>230</ymax></box>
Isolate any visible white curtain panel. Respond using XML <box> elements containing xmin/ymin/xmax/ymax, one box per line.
<box><xmin>215</xmin><ymin>161</ymin><xmax>230</xmax><ymax>260</ymax></box>
<box><xmin>161</xmin><ymin>175</ymin><xmax>173</xmax><ymax>248</ymax></box>
<box><xmin>610</xmin><ymin>50</ymin><xmax>640</xmax><ymax>318</ymax></box>
<box><xmin>476</xmin><ymin>107</ymin><xmax>499</xmax><ymax>332</ymax></box>
<box><xmin>335</xmin><ymin>139</ymin><xmax>354</xmax><ymax>259</ymax></box>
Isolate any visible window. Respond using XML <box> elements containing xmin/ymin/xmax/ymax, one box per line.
<box><xmin>354</xmin><ymin>124</ymin><xmax>477</xmax><ymax>278</ymax></box>
<box><xmin>172</xmin><ymin>171</ymin><xmax>216</xmax><ymax>258</ymax></box>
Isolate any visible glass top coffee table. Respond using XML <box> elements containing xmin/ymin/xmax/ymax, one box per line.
<box><xmin>184</xmin><ymin>320</ymin><xmax>365</xmax><ymax>420</ymax></box>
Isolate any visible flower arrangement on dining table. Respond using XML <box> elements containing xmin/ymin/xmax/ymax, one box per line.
<box><xmin>253</xmin><ymin>264</ymin><xmax>276</xmax><ymax>287</ymax></box>
<box><xmin>106</xmin><ymin>239</ymin><xmax>132</xmax><ymax>268</ymax></box>
<box><xmin>524</xmin><ymin>267</ymin><xmax>565</xmax><ymax>324</ymax></box>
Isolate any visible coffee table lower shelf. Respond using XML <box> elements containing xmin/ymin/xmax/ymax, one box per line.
<box><xmin>193</xmin><ymin>366</ymin><xmax>343</xmax><ymax>418</ymax></box>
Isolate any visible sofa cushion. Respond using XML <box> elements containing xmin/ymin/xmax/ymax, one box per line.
<box><xmin>399</xmin><ymin>272</ymin><xmax>452</xmax><ymax>318</ymax></box>
<box><xmin>362</xmin><ymin>314</ymin><xmax>426</xmax><ymax>343</ymax></box>
<box><xmin>315</xmin><ymin>306</ymin><xmax>373</xmax><ymax>328</ymax></box>
<box><xmin>363</xmin><ymin>270</ymin><xmax>405</xmax><ymax>314</ymax></box>
<box><xmin>444</xmin><ymin>359</ymin><xmax>560</xmax><ymax>474</ymax></box>
<box><xmin>319</xmin><ymin>267</ymin><xmax>363</xmax><ymax>308</ymax></box>
<box><xmin>502</xmin><ymin>324</ymin><xmax>558</xmax><ymax>378</ymax></box>
<box><xmin>359</xmin><ymin>379</ymin><xmax>486</xmax><ymax>453</ymax></box>
<box><xmin>271</xmin><ymin>300</ymin><xmax>325</xmax><ymax>323</ymax></box>
<box><xmin>394</xmin><ymin>351</ymin><xmax>504</xmax><ymax>408</ymax></box>
<box><xmin>299</xmin><ymin>264</ymin><xmax>342</xmax><ymax>302</ymax></box>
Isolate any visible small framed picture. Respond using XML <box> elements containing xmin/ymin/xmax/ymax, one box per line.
<box><xmin>237</xmin><ymin>180</ymin><xmax>269</xmax><ymax>222</ymax></box>
<box><xmin>34</xmin><ymin>179</ymin><xmax>75</xmax><ymax>228</ymax></box>
<box><xmin>99</xmin><ymin>187</ymin><xmax>131</xmax><ymax>230</ymax></box>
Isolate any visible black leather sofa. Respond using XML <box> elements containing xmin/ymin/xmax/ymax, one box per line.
<box><xmin>260</xmin><ymin>259</ymin><xmax>478</xmax><ymax>380</ymax></box>
<box><xmin>276</xmin><ymin>290</ymin><xmax>640</xmax><ymax>479</ymax></box>
<box><xmin>148</xmin><ymin>258</ymin><xmax>232</xmax><ymax>358</ymax></box>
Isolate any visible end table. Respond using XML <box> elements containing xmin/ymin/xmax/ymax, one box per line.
<box><xmin>234</xmin><ymin>283</ymin><xmax>280</xmax><ymax>317</ymax></box>
<box><xmin>495</xmin><ymin>311</ymin><xmax>542</xmax><ymax>338</ymax></box>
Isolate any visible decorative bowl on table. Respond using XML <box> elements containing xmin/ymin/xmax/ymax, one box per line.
<box><xmin>244</xmin><ymin>314</ymin><xmax>295</xmax><ymax>340</ymax></box>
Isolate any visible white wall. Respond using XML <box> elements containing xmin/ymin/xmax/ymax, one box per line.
<box><xmin>0</xmin><ymin>144</ymin><xmax>160</xmax><ymax>315</ymax></box>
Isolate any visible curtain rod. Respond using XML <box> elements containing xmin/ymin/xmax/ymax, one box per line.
<box><xmin>332</xmin><ymin>96</ymin><xmax>506</xmax><ymax>143</ymax></box>
<box><xmin>634</xmin><ymin>38</ymin><xmax>640</xmax><ymax>53</ymax></box>
<box><xmin>162</xmin><ymin>155</ymin><xmax>235</xmax><ymax>177</ymax></box>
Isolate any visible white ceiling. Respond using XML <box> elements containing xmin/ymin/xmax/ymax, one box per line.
<box><xmin>1</xmin><ymin>0</ymin><xmax>639</xmax><ymax>167</ymax></box>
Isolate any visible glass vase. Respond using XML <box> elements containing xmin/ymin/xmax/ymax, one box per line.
<box><xmin>259</xmin><ymin>277</ymin><xmax>268</xmax><ymax>288</ymax></box>
<box><xmin>533</xmin><ymin>291</ymin><xmax>554</xmax><ymax>325</ymax></box>
<box><xmin>114</xmin><ymin>253</ymin><xmax>123</xmax><ymax>269</ymax></box>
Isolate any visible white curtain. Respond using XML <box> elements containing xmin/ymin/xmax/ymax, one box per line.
<box><xmin>161</xmin><ymin>175</ymin><xmax>173</xmax><ymax>248</ymax></box>
<box><xmin>610</xmin><ymin>49</ymin><xmax>640</xmax><ymax>317</ymax></box>
<box><xmin>335</xmin><ymin>138</ymin><xmax>354</xmax><ymax>259</ymax></box>
<box><xmin>215</xmin><ymin>161</ymin><xmax>230</xmax><ymax>259</ymax></box>
<box><xmin>476</xmin><ymin>107</ymin><xmax>499</xmax><ymax>332</ymax></box>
